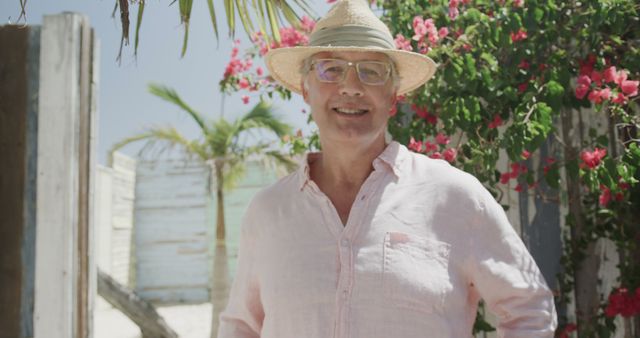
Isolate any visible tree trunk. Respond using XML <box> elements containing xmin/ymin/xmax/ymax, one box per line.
<box><xmin>97</xmin><ymin>269</ymin><xmax>178</xmax><ymax>338</ymax></box>
<box><xmin>215</xmin><ymin>161</ymin><xmax>226</xmax><ymax>243</ymax></box>
<box><xmin>561</xmin><ymin>108</ymin><xmax>600</xmax><ymax>333</ymax></box>
<box><xmin>210</xmin><ymin>243</ymin><xmax>231</xmax><ymax>338</ymax></box>
<box><xmin>210</xmin><ymin>161</ymin><xmax>231</xmax><ymax>338</ymax></box>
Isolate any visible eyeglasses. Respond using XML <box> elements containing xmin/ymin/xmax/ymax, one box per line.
<box><xmin>308</xmin><ymin>58</ymin><xmax>393</xmax><ymax>86</ymax></box>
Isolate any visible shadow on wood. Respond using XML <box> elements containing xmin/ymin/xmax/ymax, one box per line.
<box><xmin>97</xmin><ymin>269</ymin><xmax>178</xmax><ymax>338</ymax></box>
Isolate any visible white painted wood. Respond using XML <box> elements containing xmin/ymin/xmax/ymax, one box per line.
<box><xmin>95</xmin><ymin>167</ymin><xmax>114</xmax><ymax>279</ymax></box>
<box><xmin>134</xmin><ymin>159</ymin><xmax>211</xmax><ymax>303</ymax></box>
<box><xmin>34</xmin><ymin>13</ymin><xmax>83</xmax><ymax>338</ymax></box>
<box><xmin>109</xmin><ymin>153</ymin><xmax>136</xmax><ymax>286</ymax></box>
<box><xmin>86</xmin><ymin>28</ymin><xmax>99</xmax><ymax>338</ymax></box>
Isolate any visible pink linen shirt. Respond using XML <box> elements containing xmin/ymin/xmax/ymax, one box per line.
<box><xmin>218</xmin><ymin>141</ymin><xmax>557</xmax><ymax>338</ymax></box>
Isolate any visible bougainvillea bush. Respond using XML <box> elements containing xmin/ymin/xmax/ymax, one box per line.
<box><xmin>220</xmin><ymin>0</ymin><xmax>639</xmax><ymax>336</ymax></box>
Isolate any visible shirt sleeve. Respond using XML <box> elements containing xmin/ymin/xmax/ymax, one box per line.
<box><xmin>217</xmin><ymin>205</ymin><xmax>264</xmax><ymax>338</ymax></box>
<box><xmin>467</xmin><ymin>189</ymin><xmax>557</xmax><ymax>337</ymax></box>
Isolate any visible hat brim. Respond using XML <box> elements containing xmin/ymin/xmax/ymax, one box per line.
<box><xmin>265</xmin><ymin>46</ymin><xmax>437</xmax><ymax>96</ymax></box>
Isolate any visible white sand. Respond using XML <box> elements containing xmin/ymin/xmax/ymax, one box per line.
<box><xmin>94</xmin><ymin>296</ymin><xmax>213</xmax><ymax>338</ymax></box>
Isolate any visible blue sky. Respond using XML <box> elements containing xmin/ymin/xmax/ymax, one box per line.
<box><xmin>1</xmin><ymin>0</ymin><xmax>331</xmax><ymax>164</ymax></box>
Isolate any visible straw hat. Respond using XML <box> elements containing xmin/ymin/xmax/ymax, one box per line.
<box><xmin>265</xmin><ymin>0</ymin><xmax>437</xmax><ymax>95</ymax></box>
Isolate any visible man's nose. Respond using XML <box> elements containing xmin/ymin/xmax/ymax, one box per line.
<box><xmin>339</xmin><ymin>67</ymin><xmax>364</xmax><ymax>97</ymax></box>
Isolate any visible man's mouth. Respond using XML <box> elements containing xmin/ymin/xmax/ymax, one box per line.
<box><xmin>333</xmin><ymin>107</ymin><xmax>369</xmax><ymax>116</ymax></box>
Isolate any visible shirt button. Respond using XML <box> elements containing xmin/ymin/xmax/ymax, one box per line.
<box><xmin>360</xmin><ymin>195</ymin><xmax>366</xmax><ymax>201</ymax></box>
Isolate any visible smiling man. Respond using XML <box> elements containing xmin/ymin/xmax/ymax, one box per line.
<box><xmin>217</xmin><ymin>1</ymin><xmax>557</xmax><ymax>337</ymax></box>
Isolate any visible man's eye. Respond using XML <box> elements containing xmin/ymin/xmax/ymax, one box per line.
<box><xmin>324</xmin><ymin>66</ymin><xmax>343</xmax><ymax>73</ymax></box>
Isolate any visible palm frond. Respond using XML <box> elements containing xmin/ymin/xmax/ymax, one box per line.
<box><xmin>222</xmin><ymin>161</ymin><xmax>246</xmax><ymax>191</ymax></box>
<box><xmin>206</xmin><ymin>0</ymin><xmax>219</xmax><ymax>42</ymax></box>
<box><xmin>235</xmin><ymin>0</ymin><xmax>254</xmax><ymax>38</ymax></box>
<box><xmin>263</xmin><ymin>150</ymin><xmax>297</xmax><ymax>172</ymax></box>
<box><xmin>133</xmin><ymin>0</ymin><xmax>145</xmax><ymax>57</ymax></box>
<box><xmin>178</xmin><ymin>0</ymin><xmax>194</xmax><ymax>57</ymax></box>
<box><xmin>110</xmin><ymin>127</ymin><xmax>209</xmax><ymax>161</ymax></box>
<box><xmin>148</xmin><ymin>83</ymin><xmax>209</xmax><ymax>134</ymax></box>
<box><xmin>238</xmin><ymin>101</ymin><xmax>292</xmax><ymax>137</ymax></box>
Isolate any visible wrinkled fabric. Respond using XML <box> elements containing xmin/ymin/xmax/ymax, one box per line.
<box><xmin>218</xmin><ymin>141</ymin><xmax>557</xmax><ymax>338</ymax></box>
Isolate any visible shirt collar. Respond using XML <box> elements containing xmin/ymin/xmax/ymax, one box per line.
<box><xmin>296</xmin><ymin>141</ymin><xmax>409</xmax><ymax>191</ymax></box>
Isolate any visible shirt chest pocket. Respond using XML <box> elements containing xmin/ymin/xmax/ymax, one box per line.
<box><xmin>382</xmin><ymin>232</ymin><xmax>451</xmax><ymax>313</ymax></box>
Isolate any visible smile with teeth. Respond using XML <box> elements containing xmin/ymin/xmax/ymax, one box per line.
<box><xmin>333</xmin><ymin>107</ymin><xmax>369</xmax><ymax>115</ymax></box>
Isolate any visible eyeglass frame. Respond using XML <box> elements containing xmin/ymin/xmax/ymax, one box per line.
<box><xmin>304</xmin><ymin>57</ymin><xmax>397</xmax><ymax>86</ymax></box>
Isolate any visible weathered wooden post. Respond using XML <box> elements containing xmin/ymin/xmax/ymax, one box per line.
<box><xmin>0</xmin><ymin>12</ymin><xmax>98</xmax><ymax>338</ymax></box>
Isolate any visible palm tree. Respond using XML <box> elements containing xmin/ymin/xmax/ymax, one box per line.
<box><xmin>118</xmin><ymin>0</ymin><xmax>316</xmax><ymax>59</ymax></box>
<box><xmin>110</xmin><ymin>83</ymin><xmax>294</xmax><ymax>337</ymax></box>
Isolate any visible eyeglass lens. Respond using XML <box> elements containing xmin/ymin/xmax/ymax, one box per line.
<box><xmin>313</xmin><ymin>59</ymin><xmax>390</xmax><ymax>85</ymax></box>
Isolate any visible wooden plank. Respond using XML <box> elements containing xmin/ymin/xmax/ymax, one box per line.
<box><xmin>0</xmin><ymin>24</ymin><xmax>29</xmax><ymax>338</ymax></box>
<box><xmin>76</xmin><ymin>15</ymin><xmax>92</xmax><ymax>338</ymax></box>
<box><xmin>86</xmin><ymin>31</ymin><xmax>100</xmax><ymax>338</ymax></box>
<box><xmin>97</xmin><ymin>269</ymin><xmax>178</xmax><ymax>338</ymax></box>
<box><xmin>135</xmin><ymin>159</ymin><xmax>211</xmax><ymax>303</ymax></box>
<box><xmin>21</xmin><ymin>25</ymin><xmax>41</xmax><ymax>338</ymax></box>
<box><xmin>34</xmin><ymin>13</ymin><xmax>83</xmax><ymax>338</ymax></box>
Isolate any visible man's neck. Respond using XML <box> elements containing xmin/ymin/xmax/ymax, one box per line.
<box><xmin>311</xmin><ymin>138</ymin><xmax>387</xmax><ymax>192</ymax></box>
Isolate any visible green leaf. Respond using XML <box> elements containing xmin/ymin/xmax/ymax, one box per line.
<box><xmin>545</xmin><ymin>166</ymin><xmax>561</xmax><ymax>189</ymax></box>
<box><xmin>134</xmin><ymin>0</ymin><xmax>145</xmax><ymax>57</ymax></box>
<box><xmin>206</xmin><ymin>0</ymin><xmax>219</xmax><ymax>41</ymax></box>
<box><xmin>464</xmin><ymin>53</ymin><xmax>477</xmax><ymax>80</ymax></box>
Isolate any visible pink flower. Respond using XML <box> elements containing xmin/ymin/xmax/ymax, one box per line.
<box><xmin>575</xmin><ymin>84</ymin><xmax>590</xmax><ymax>99</ymax></box>
<box><xmin>591</xmin><ymin>70</ymin><xmax>603</xmax><ymax>86</ymax></box>
<box><xmin>488</xmin><ymin>115</ymin><xmax>503</xmax><ymax>129</ymax></box>
<box><xmin>443</xmin><ymin>148</ymin><xmax>457</xmax><ymax>163</ymax></box>
<box><xmin>518</xmin><ymin>82</ymin><xmax>528</xmax><ymax>93</ymax></box>
<box><xmin>612</xmin><ymin>93</ymin><xmax>628</xmax><ymax>104</ymax></box>
<box><xmin>615</xmin><ymin>70</ymin><xmax>628</xmax><ymax>86</ymax></box>
<box><xmin>438</xmin><ymin>27</ymin><xmax>449</xmax><ymax>38</ymax></box>
<box><xmin>500</xmin><ymin>172</ymin><xmax>511</xmax><ymax>184</ymax></box>
<box><xmin>394</xmin><ymin>34</ymin><xmax>413</xmax><ymax>51</ymax></box>
<box><xmin>424</xmin><ymin>141</ymin><xmax>438</xmax><ymax>153</ymax></box>
<box><xmin>430</xmin><ymin>152</ymin><xmax>443</xmax><ymax>160</ymax></box>
<box><xmin>521</xmin><ymin>150</ymin><xmax>531</xmax><ymax>160</ymax></box>
<box><xmin>327</xmin><ymin>0</ymin><xmax>337</xmax><ymax>3</ymax></box>
<box><xmin>300</xmin><ymin>16</ymin><xmax>316</xmax><ymax>33</ymax></box>
<box><xmin>238</xmin><ymin>78</ymin><xmax>250</xmax><ymax>89</ymax></box>
<box><xmin>513</xmin><ymin>0</ymin><xmax>524</xmax><ymax>7</ymax></box>
<box><xmin>514</xmin><ymin>184</ymin><xmax>523</xmax><ymax>192</ymax></box>
<box><xmin>413</xmin><ymin>104</ymin><xmax>438</xmax><ymax>124</ymax></box>
<box><xmin>408</xmin><ymin>137</ymin><xmax>423</xmax><ymax>153</ymax></box>
<box><xmin>577</xmin><ymin>74</ymin><xmax>592</xmax><ymax>86</ymax></box>
<box><xmin>580</xmin><ymin>147</ymin><xmax>607</xmax><ymax>169</ymax></box>
<box><xmin>621</xmin><ymin>80</ymin><xmax>639</xmax><ymax>97</ymax></box>
<box><xmin>604</xmin><ymin>66</ymin><xmax>617</xmax><ymax>83</ymax></box>
<box><xmin>241</xmin><ymin>95</ymin><xmax>250</xmax><ymax>104</ymax></box>
<box><xmin>599</xmin><ymin>185</ymin><xmax>611</xmax><ymax>207</ymax></box>
<box><xmin>256</xmin><ymin>66</ymin><xmax>264</xmax><ymax>76</ymax></box>
<box><xmin>389</xmin><ymin>104</ymin><xmax>397</xmax><ymax>117</ymax></box>
<box><xmin>448</xmin><ymin>7</ymin><xmax>460</xmax><ymax>20</ymax></box>
<box><xmin>435</xmin><ymin>133</ymin><xmax>450</xmax><ymax>145</ymax></box>
<box><xmin>510</xmin><ymin>29</ymin><xmax>527</xmax><ymax>42</ymax></box>
<box><xmin>517</xmin><ymin>59</ymin><xmax>530</xmax><ymax>69</ymax></box>
<box><xmin>558</xmin><ymin>323</ymin><xmax>578</xmax><ymax>338</ymax></box>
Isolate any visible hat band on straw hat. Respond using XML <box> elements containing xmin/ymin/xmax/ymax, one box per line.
<box><xmin>309</xmin><ymin>25</ymin><xmax>395</xmax><ymax>50</ymax></box>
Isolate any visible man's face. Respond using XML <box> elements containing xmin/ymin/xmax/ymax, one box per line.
<box><xmin>301</xmin><ymin>51</ymin><xmax>397</xmax><ymax>148</ymax></box>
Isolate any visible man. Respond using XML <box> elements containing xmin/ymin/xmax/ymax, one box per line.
<box><xmin>218</xmin><ymin>0</ymin><xmax>557</xmax><ymax>337</ymax></box>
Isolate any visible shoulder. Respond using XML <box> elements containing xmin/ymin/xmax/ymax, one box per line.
<box><xmin>244</xmin><ymin>168</ymin><xmax>301</xmax><ymax>216</ymax></box>
<box><xmin>402</xmin><ymin>150</ymin><xmax>492</xmax><ymax>209</ymax></box>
